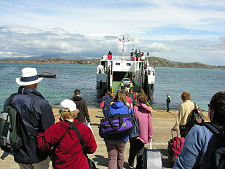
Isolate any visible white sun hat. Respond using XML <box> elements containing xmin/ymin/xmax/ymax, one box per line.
<box><xmin>16</xmin><ymin>67</ymin><xmax>43</xmax><ymax>86</ymax></box>
<box><xmin>60</xmin><ymin>99</ymin><xmax>77</xmax><ymax>112</ymax></box>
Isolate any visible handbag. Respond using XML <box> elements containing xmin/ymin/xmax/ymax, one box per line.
<box><xmin>129</xmin><ymin>115</ymin><xmax>139</xmax><ymax>138</ymax></box>
<box><xmin>70</xmin><ymin>122</ymin><xmax>96</xmax><ymax>169</ymax></box>
<box><xmin>99</xmin><ymin>113</ymin><xmax>134</xmax><ymax>139</ymax></box>
<box><xmin>100</xmin><ymin>100</ymin><xmax>104</xmax><ymax>108</ymax></box>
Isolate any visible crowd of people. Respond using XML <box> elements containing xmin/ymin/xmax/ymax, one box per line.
<box><xmin>2</xmin><ymin>67</ymin><xmax>225</xmax><ymax>169</ymax></box>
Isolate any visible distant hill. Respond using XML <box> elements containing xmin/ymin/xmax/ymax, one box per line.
<box><xmin>148</xmin><ymin>57</ymin><xmax>217</xmax><ymax>69</ymax></box>
<box><xmin>0</xmin><ymin>57</ymin><xmax>100</xmax><ymax>65</ymax></box>
<box><xmin>0</xmin><ymin>56</ymin><xmax>224</xmax><ymax>69</ymax></box>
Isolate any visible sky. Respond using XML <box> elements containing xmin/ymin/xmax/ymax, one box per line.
<box><xmin>0</xmin><ymin>0</ymin><xmax>225</xmax><ymax>66</ymax></box>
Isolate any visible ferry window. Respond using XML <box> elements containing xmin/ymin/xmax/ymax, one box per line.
<box><xmin>126</xmin><ymin>63</ymin><xmax>131</xmax><ymax>66</ymax></box>
<box><xmin>116</xmin><ymin>63</ymin><xmax>120</xmax><ymax>65</ymax></box>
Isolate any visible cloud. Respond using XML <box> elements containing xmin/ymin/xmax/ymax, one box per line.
<box><xmin>1</xmin><ymin>0</ymin><xmax>225</xmax><ymax>40</ymax></box>
<box><xmin>0</xmin><ymin>1</ymin><xmax>225</xmax><ymax>65</ymax></box>
<box><xmin>149</xmin><ymin>42</ymin><xmax>171</xmax><ymax>52</ymax></box>
<box><xmin>0</xmin><ymin>25</ymin><xmax>129</xmax><ymax>58</ymax></box>
<box><xmin>0</xmin><ymin>25</ymin><xmax>225</xmax><ymax>66</ymax></box>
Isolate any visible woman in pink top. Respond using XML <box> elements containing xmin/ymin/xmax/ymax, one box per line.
<box><xmin>128</xmin><ymin>93</ymin><xmax>153</xmax><ymax>169</ymax></box>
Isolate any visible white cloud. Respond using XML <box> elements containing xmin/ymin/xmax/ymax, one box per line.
<box><xmin>0</xmin><ymin>25</ymin><xmax>225</xmax><ymax>66</ymax></box>
<box><xmin>0</xmin><ymin>1</ymin><xmax>225</xmax><ymax>65</ymax></box>
<box><xmin>149</xmin><ymin>42</ymin><xmax>171</xmax><ymax>52</ymax></box>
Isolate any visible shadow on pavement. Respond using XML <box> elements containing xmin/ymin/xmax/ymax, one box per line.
<box><xmin>93</xmin><ymin>155</ymin><xmax>133</xmax><ymax>169</ymax></box>
<box><xmin>93</xmin><ymin>155</ymin><xmax>108</xmax><ymax>168</ymax></box>
<box><xmin>91</xmin><ymin>123</ymin><xmax>100</xmax><ymax>126</ymax></box>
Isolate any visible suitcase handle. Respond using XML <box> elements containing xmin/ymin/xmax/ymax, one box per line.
<box><xmin>171</xmin><ymin>129</ymin><xmax>178</xmax><ymax>138</ymax></box>
<box><xmin>149</xmin><ymin>142</ymin><xmax>152</xmax><ymax>149</ymax></box>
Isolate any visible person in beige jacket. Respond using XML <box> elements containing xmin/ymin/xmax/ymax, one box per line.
<box><xmin>172</xmin><ymin>91</ymin><xmax>195</xmax><ymax>137</ymax></box>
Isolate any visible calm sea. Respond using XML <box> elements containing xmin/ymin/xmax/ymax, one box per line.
<box><xmin>0</xmin><ymin>62</ymin><xmax>225</xmax><ymax>111</ymax></box>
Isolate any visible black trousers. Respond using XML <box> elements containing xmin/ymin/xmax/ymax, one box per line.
<box><xmin>128</xmin><ymin>138</ymin><xmax>145</xmax><ymax>169</ymax></box>
<box><xmin>167</xmin><ymin>102</ymin><xmax>170</xmax><ymax>112</ymax></box>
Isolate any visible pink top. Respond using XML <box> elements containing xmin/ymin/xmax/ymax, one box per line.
<box><xmin>126</xmin><ymin>96</ymin><xmax>133</xmax><ymax>108</ymax></box>
<box><xmin>134</xmin><ymin>103</ymin><xmax>153</xmax><ymax>144</ymax></box>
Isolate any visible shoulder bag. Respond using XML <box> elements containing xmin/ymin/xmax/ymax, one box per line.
<box><xmin>129</xmin><ymin>115</ymin><xmax>139</xmax><ymax>138</ymax></box>
<box><xmin>70</xmin><ymin>122</ymin><xmax>96</xmax><ymax>169</ymax></box>
<box><xmin>99</xmin><ymin>106</ymin><xmax>134</xmax><ymax>139</ymax></box>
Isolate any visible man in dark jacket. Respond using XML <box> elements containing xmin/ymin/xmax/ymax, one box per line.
<box><xmin>71</xmin><ymin>89</ymin><xmax>91</xmax><ymax>124</ymax></box>
<box><xmin>4</xmin><ymin>67</ymin><xmax>55</xmax><ymax>169</ymax></box>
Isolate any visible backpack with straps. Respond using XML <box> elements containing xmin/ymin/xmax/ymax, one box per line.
<box><xmin>200</xmin><ymin>122</ymin><xmax>225</xmax><ymax>169</ymax></box>
<box><xmin>184</xmin><ymin>103</ymin><xmax>204</xmax><ymax>137</ymax></box>
<box><xmin>0</xmin><ymin>93</ymin><xmax>23</xmax><ymax>153</ymax></box>
<box><xmin>99</xmin><ymin>106</ymin><xmax>134</xmax><ymax>139</ymax></box>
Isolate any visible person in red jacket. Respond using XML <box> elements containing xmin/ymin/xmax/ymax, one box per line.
<box><xmin>37</xmin><ymin>99</ymin><xmax>97</xmax><ymax>169</ymax></box>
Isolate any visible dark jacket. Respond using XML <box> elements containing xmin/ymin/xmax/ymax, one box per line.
<box><xmin>4</xmin><ymin>86</ymin><xmax>55</xmax><ymax>164</ymax></box>
<box><xmin>71</xmin><ymin>96</ymin><xmax>90</xmax><ymax>123</ymax></box>
<box><xmin>37</xmin><ymin>119</ymin><xmax>97</xmax><ymax>169</ymax></box>
<box><xmin>102</xmin><ymin>95</ymin><xmax>112</xmax><ymax>117</ymax></box>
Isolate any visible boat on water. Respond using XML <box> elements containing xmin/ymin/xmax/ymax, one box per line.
<box><xmin>38</xmin><ymin>72</ymin><xmax>56</xmax><ymax>78</ymax></box>
<box><xmin>96</xmin><ymin>48</ymin><xmax>155</xmax><ymax>101</ymax></box>
<box><xmin>38</xmin><ymin>63</ymin><xmax>57</xmax><ymax>78</ymax></box>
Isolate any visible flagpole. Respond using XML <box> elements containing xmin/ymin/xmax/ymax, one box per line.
<box><xmin>122</xmin><ymin>36</ymin><xmax>125</xmax><ymax>57</ymax></box>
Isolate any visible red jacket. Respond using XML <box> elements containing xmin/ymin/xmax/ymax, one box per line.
<box><xmin>37</xmin><ymin>119</ymin><xmax>97</xmax><ymax>169</ymax></box>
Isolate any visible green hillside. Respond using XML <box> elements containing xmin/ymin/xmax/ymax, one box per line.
<box><xmin>0</xmin><ymin>57</ymin><xmax>224</xmax><ymax>69</ymax></box>
<box><xmin>148</xmin><ymin>57</ymin><xmax>217</xmax><ymax>69</ymax></box>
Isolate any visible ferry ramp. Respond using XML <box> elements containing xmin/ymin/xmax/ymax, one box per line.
<box><xmin>112</xmin><ymin>81</ymin><xmax>121</xmax><ymax>96</ymax></box>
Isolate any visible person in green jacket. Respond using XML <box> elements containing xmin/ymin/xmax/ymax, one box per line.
<box><xmin>120</xmin><ymin>81</ymin><xmax>124</xmax><ymax>90</ymax></box>
<box><xmin>166</xmin><ymin>93</ymin><xmax>171</xmax><ymax>112</ymax></box>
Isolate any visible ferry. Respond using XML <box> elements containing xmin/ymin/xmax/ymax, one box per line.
<box><xmin>96</xmin><ymin>42</ymin><xmax>155</xmax><ymax>101</ymax></box>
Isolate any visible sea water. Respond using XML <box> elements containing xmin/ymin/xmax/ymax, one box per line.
<box><xmin>0</xmin><ymin>62</ymin><xmax>225</xmax><ymax>111</ymax></box>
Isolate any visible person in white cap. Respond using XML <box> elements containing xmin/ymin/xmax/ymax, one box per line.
<box><xmin>37</xmin><ymin>99</ymin><xmax>97</xmax><ymax>169</ymax></box>
<box><xmin>4</xmin><ymin>67</ymin><xmax>55</xmax><ymax>169</ymax></box>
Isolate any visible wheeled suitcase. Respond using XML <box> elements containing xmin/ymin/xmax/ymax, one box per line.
<box><xmin>143</xmin><ymin>142</ymin><xmax>163</xmax><ymax>169</ymax></box>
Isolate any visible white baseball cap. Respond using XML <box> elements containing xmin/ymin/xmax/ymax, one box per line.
<box><xmin>60</xmin><ymin>99</ymin><xmax>77</xmax><ymax>112</ymax></box>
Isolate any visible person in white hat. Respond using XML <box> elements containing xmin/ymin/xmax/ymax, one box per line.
<box><xmin>4</xmin><ymin>67</ymin><xmax>55</xmax><ymax>169</ymax></box>
<box><xmin>37</xmin><ymin>99</ymin><xmax>97</xmax><ymax>169</ymax></box>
